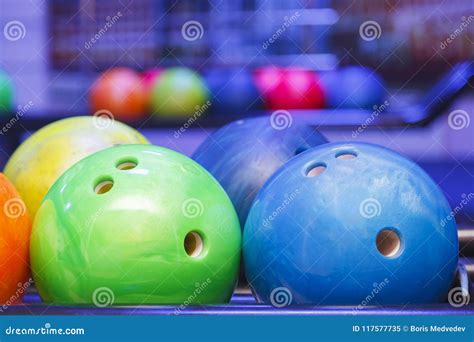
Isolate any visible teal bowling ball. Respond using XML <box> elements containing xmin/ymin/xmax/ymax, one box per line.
<box><xmin>244</xmin><ymin>142</ymin><xmax>458</xmax><ymax>305</ymax></box>
<box><xmin>0</xmin><ymin>70</ymin><xmax>13</xmax><ymax>113</ymax></box>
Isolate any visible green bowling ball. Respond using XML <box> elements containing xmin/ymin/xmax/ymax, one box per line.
<box><xmin>150</xmin><ymin>67</ymin><xmax>209</xmax><ymax>117</ymax></box>
<box><xmin>0</xmin><ymin>71</ymin><xmax>13</xmax><ymax>112</ymax></box>
<box><xmin>31</xmin><ymin>144</ymin><xmax>241</xmax><ymax>305</ymax></box>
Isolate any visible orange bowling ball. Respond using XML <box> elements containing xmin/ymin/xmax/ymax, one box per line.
<box><xmin>89</xmin><ymin>68</ymin><xmax>147</xmax><ymax>121</ymax></box>
<box><xmin>0</xmin><ymin>173</ymin><xmax>31</xmax><ymax>304</ymax></box>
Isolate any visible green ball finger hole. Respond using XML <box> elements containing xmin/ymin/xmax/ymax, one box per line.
<box><xmin>94</xmin><ymin>179</ymin><xmax>114</xmax><ymax>195</ymax></box>
<box><xmin>116</xmin><ymin>157</ymin><xmax>138</xmax><ymax>170</ymax></box>
<box><xmin>184</xmin><ymin>232</ymin><xmax>204</xmax><ymax>258</ymax></box>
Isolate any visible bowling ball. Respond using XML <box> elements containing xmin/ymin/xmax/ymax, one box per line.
<box><xmin>151</xmin><ymin>67</ymin><xmax>209</xmax><ymax>117</ymax></box>
<box><xmin>89</xmin><ymin>68</ymin><xmax>148</xmax><ymax>121</ymax></box>
<box><xmin>0</xmin><ymin>70</ymin><xmax>13</xmax><ymax>113</ymax></box>
<box><xmin>254</xmin><ymin>67</ymin><xmax>325</xmax><ymax>110</ymax></box>
<box><xmin>193</xmin><ymin>116</ymin><xmax>328</xmax><ymax>228</ymax></box>
<box><xmin>244</xmin><ymin>142</ymin><xmax>458</xmax><ymax>305</ymax></box>
<box><xmin>4</xmin><ymin>116</ymin><xmax>148</xmax><ymax>218</ymax></box>
<box><xmin>0</xmin><ymin>173</ymin><xmax>31</xmax><ymax>304</ymax></box>
<box><xmin>205</xmin><ymin>68</ymin><xmax>263</xmax><ymax>114</ymax></box>
<box><xmin>31</xmin><ymin>144</ymin><xmax>241</xmax><ymax>304</ymax></box>
<box><xmin>321</xmin><ymin>66</ymin><xmax>386</xmax><ymax>109</ymax></box>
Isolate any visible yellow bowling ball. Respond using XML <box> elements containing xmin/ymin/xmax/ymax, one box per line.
<box><xmin>4</xmin><ymin>116</ymin><xmax>148</xmax><ymax>218</ymax></box>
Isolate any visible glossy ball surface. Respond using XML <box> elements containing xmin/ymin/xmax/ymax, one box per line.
<box><xmin>244</xmin><ymin>142</ymin><xmax>458</xmax><ymax>305</ymax></box>
<box><xmin>0</xmin><ymin>173</ymin><xmax>32</xmax><ymax>304</ymax></box>
<box><xmin>4</xmin><ymin>116</ymin><xmax>148</xmax><ymax>218</ymax></box>
<box><xmin>31</xmin><ymin>144</ymin><xmax>241</xmax><ymax>304</ymax></box>
<box><xmin>193</xmin><ymin>116</ymin><xmax>328</xmax><ymax>227</ymax></box>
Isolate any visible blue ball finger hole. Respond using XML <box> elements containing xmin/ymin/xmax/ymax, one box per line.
<box><xmin>306</xmin><ymin>163</ymin><xmax>327</xmax><ymax>177</ymax></box>
<box><xmin>335</xmin><ymin>151</ymin><xmax>357</xmax><ymax>160</ymax></box>
<box><xmin>376</xmin><ymin>229</ymin><xmax>401</xmax><ymax>258</ymax></box>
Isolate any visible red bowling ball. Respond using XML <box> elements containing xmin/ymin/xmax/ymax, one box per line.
<box><xmin>254</xmin><ymin>67</ymin><xmax>325</xmax><ymax>110</ymax></box>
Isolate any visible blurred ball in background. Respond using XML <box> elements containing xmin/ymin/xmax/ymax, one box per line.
<box><xmin>254</xmin><ymin>67</ymin><xmax>325</xmax><ymax>110</ymax></box>
<box><xmin>0</xmin><ymin>70</ymin><xmax>13</xmax><ymax>113</ymax></box>
<box><xmin>89</xmin><ymin>67</ymin><xmax>148</xmax><ymax>121</ymax></box>
<box><xmin>151</xmin><ymin>67</ymin><xmax>209</xmax><ymax>118</ymax></box>
<box><xmin>321</xmin><ymin>66</ymin><xmax>386</xmax><ymax>110</ymax></box>
<box><xmin>205</xmin><ymin>68</ymin><xmax>263</xmax><ymax>114</ymax></box>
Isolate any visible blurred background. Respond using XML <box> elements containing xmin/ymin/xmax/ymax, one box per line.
<box><xmin>0</xmin><ymin>0</ymin><xmax>472</xmax><ymax>223</ymax></box>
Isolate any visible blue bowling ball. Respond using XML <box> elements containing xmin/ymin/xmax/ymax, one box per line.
<box><xmin>205</xmin><ymin>68</ymin><xmax>263</xmax><ymax>114</ymax></box>
<box><xmin>193</xmin><ymin>116</ymin><xmax>328</xmax><ymax>228</ymax></box>
<box><xmin>321</xmin><ymin>66</ymin><xmax>386</xmax><ymax>110</ymax></box>
<box><xmin>244</xmin><ymin>142</ymin><xmax>458</xmax><ymax>305</ymax></box>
